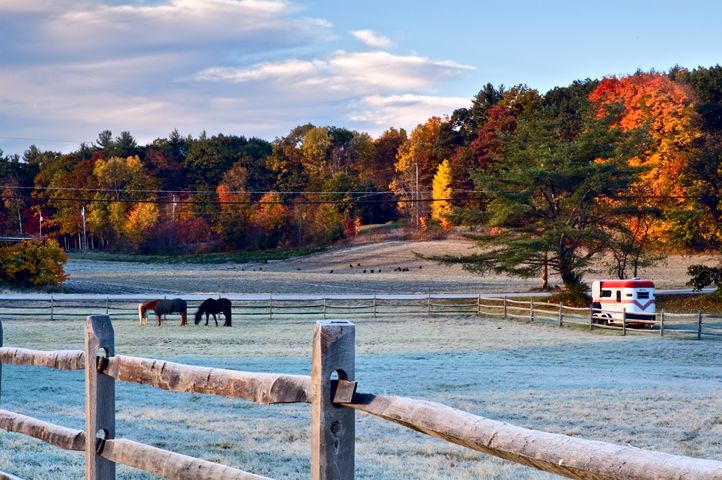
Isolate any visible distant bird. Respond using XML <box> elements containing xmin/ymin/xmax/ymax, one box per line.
<box><xmin>371</xmin><ymin>269</ymin><xmax>374</xmax><ymax>273</ymax></box>
<box><xmin>329</xmin><ymin>270</ymin><xmax>333</xmax><ymax>273</ymax></box>
<box><xmin>419</xmin><ymin>266</ymin><xmax>423</xmax><ymax>269</ymax></box>
<box><xmin>363</xmin><ymin>269</ymin><xmax>367</xmax><ymax>273</ymax></box>
<box><xmin>242</xmin><ymin>268</ymin><xmax>244</xmax><ymax>271</ymax></box>
<box><xmin>357</xmin><ymin>263</ymin><xmax>361</xmax><ymax>266</ymax></box>
<box><xmin>349</xmin><ymin>264</ymin><xmax>353</xmax><ymax>268</ymax></box>
<box><xmin>297</xmin><ymin>268</ymin><xmax>301</xmax><ymax>271</ymax></box>
<box><xmin>259</xmin><ymin>267</ymin><xmax>262</xmax><ymax>271</ymax></box>
<box><xmin>378</xmin><ymin>269</ymin><xmax>381</xmax><ymax>273</ymax></box>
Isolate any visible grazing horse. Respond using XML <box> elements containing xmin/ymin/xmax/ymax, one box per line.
<box><xmin>194</xmin><ymin>298</ymin><xmax>232</xmax><ymax>327</ymax></box>
<box><xmin>139</xmin><ymin>299</ymin><xmax>188</xmax><ymax>326</ymax></box>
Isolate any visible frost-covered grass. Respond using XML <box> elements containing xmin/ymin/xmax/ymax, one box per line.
<box><xmin>0</xmin><ymin>316</ymin><xmax>720</xmax><ymax>479</ymax></box>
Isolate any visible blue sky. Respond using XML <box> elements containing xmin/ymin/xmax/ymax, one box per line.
<box><xmin>1</xmin><ymin>0</ymin><xmax>720</xmax><ymax>156</ymax></box>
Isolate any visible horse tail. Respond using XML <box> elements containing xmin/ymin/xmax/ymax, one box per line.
<box><xmin>222</xmin><ymin>298</ymin><xmax>232</xmax><ymax>326</ymax></box>
<box><xmin>138</xmin><ymin>304</ymin><xmax>144</xmax><ymax>324</ymax></box>
<box><xmin>194</xmin><ymin>306</ymin><xmax>203</xmax><ymax>325</ymax></box>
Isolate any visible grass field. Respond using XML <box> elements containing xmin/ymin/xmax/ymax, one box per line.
<box><xmin>0</xmin><ymin>315</ymin><xmax>721</xmax><ymax>479</ymax></box>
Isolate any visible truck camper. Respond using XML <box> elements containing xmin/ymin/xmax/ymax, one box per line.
<box><xmin>591</xmin><ymin>279</ymin><xmax>655</xmax><ymax>326</ymax></box>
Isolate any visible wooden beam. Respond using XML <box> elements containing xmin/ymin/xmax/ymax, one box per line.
<box><xmin>102</xmin><ymin>355</ymin><xmax>311</xmax><ymax>405</ymax></box>
<box><xmin>341</xmin><ymin>394</ymin><xmax>722</xmax><ymax>480</ymax></box>
<box><xmin>0</xmin><ymin>470</ymin><xmax>26</xmax><ymax>480</ymax></box>
<box><xmin>0</xmin><ymin>409</ymin><xmax>85</xmax><ymax>451</ymax></box>
<box><xmin>311</xmin><ymin>320</ymin><xmax>355</xmax><ymax>480</ymax></box>
<box><xmin>85</xmin><ymin>315</ymin><xmax>116</xmax><ymax>480</ymax></box>
<box><xmin>101</xmin><ymin>438</ymin><xmax>274</xmax><ymax>480</ymax></box>
<box><xmin>0</xmin><ymin>347</ymin><xmax>85</xmax><ymax>371</ymax></box>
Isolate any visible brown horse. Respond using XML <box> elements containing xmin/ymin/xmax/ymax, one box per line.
<box><xmin>138</xmin><ymin>299</ymin><xmax>188</xmax><ymax>326</ymax></box>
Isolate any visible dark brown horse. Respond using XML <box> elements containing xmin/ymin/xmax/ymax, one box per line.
<box><xmin>139</xmin><ymin>299</ymin><xmax>188</xmax><ymax>326</ymax></box>
<box><xmin>194</xmin><ymin>298</ymin><xmax>232</xmax><ymax>327</ymax></box>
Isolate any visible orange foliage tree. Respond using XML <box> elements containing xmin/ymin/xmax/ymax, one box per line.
<box><xmin>589</xmin><ymin>72</ymin><xmax>700</xmax><ymax>244</ymax></box>
<box><xmin>589</xmin><ymin>72</ymin><xmax>699</xmax><ymax>197</ymax></box>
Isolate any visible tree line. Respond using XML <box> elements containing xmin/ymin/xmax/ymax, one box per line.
<box><xmin>2</xmin><ymin>64</ymin><xmax>722</xmax><ymax>296</ymax></box>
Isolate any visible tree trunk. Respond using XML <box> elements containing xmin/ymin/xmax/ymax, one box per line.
<box><xmin>542</xmin><ymin>251</ymin><xmax>548</xmax><ymax>290</ymax></box>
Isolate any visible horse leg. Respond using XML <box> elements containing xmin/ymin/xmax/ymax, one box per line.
<box><xmin>181</xmin><ymin>312</ymin><xmax>187</xmax><ymax>326</ymax></box>
<box><xmin>214</xmin><ymin>314</ymin><xmax>218</xmax><ymax>326</ymax></box>
<box><xmin>205</xmin><ymin>313</ymin><xmax>209</xmax><ymax>326</ymax></box>
<box><xmin>157</xmin><ymin>314</ymin><xmax>162</xmax><ymax>327</ymax></box>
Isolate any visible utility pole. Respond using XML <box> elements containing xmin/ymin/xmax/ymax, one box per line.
<box><xmin>82</xmin><ymin>206</ymin><xmax>87</xmax><ymax>250</ymax></box>
<box><xmin>39</xmin><ymin>211</ymin><xmax>43</xmax><ymax>239</ymax></box>
<box><xmin>172</xmin><ymin>195</ymin><xmax>177</xmax><ymax>222</ymax></box>
<box><xmin>415</xmin><ymin>163</ymin><xmax>419</xmax><ymax>227</ymax></box>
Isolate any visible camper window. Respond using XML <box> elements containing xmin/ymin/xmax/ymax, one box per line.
<box><xmin>616</xmin><ymin>290</ymin><xmax>621</xmax><ymax>302</ymax></box>
<box><xmin>638</xmin><ymin>291</ymin><xmax>649</xmax><ymax>299</ymax></box>
<box><xmin>601</xmin><ymin>290</ymin><xmax>612</xmax><ymax>298</ymax></box>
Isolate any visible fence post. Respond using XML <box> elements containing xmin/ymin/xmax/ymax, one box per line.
<box><xmin>660</xmin><ymin>308</ymin><xmax>665</xmax><ymax>337</ymax></box>
<box><xmin>373</xmin><ymin>295</ymin><xmax>377</xmax><ymax>319</ymax></box>
<box><xmin>477</xmin><ymin>294</ymin><xmax>481</xmax><ymax>315</ymax></box>
<box><xmin>503</xmin><ymin>296</ymin><xmax>507</xmax><ymax>319</ymax></box>
<box><xmin>698</xmin><ymin>310</ymin><xmax>702</xmax><ymax>340</ymax></box>
<box><xmin>312</xmin><ymin>320</ymin><xmax>355</xmax><ymax>480</ymax></box>
<box><xmin>622</xmin><ymin>308</ymin><xmax>627</xmax><ymax>336</ymax></box>
<box><xmin>529</xmin><ymin>298</ymin><xmax>534</xmax><ymax>322</ymax></box>
<box><xmin>85</xmin><ymin>315</ymin><xmax>115</xmax><ymax>480</ymax></box>
<box><xmin>559</xmin><ymin>302</ymin><xmax>563</xmax><ymax>327</ymax></box>
<box><xmin>50</xmin><ymin>294</ymin><xmax>54</xmax><ymax>321</ymax></box>
<box><xmin>323</xmin><ymin>296</ymin><xmax>327</xmax><ymax>320</ymax></box>
<box><xmin>105</xmin><ymin>296</ymin><xmax>109</xmax><ymax>315</ymax></box>
<box><xmin>0</xmin><ymin>316</ymin><xmax>3</xmax><ymax>405</ymax></box>
<box><xmin>589</xmin><ymin>303</ymin><xmax>594</xmax><ymax>331</ymax></box>
<box><xmin>269</xmin><ymin>295</ymin><xmax>273</xmax><ymax>320</ymax></box>
<box><xmin>427</xmin><ymin>294</ymin><xmax>431</xmax><ymax>316</ymax></box>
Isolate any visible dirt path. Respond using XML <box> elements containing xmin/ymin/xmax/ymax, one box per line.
<box><xmin>60</xmin><ymin>239</ymin><xmax>720</xmax><ymax>295</ymax></box>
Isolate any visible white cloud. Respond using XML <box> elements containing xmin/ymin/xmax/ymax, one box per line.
<box><xmin>351</xmin><ymin>29</ymin><xmax>393</xmax><ymax>48</ymax></box>
<box><xmin>0</xmin><ymin>0</ymin><xmax>476</xmax><ymax>153</ymax></box>
<box><xmin>350</xmin><ymin>94</ymin><xmax>471</xmax><ymax>128</ymax></box>
<box><xmin>195</xmin><ymin>51</ymin><xmax>474</xmax><ymax>97</ymax></box>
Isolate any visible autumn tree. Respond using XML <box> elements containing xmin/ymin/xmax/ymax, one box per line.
<box><xmin>428</xmin><ymin>101</ymin><xmax>650</xmax><ymax>297</ymax></box>
<box><xmin>431</xmin><ymin>159</ymin><xmax>452</xmax><ymax>231</ymax></box>
<box><xmin>391</xmin><ymin>116</ymin><xmax>444</xmax><ymax>222</ymax></box>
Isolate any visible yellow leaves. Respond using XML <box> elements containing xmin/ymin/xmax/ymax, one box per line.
<box><xmin>432</xmin><ymin>159</ymin><xmax>453</xmax><ymax>231</ymax></box>
<box><xmin>124</xmin><ymin>202</ymin><xmax>160</xmax><ymax>249</ymax></box>
<box><xmin>0</xmin><ymin>240</ymin><xmax>69</xmax><ymax>287</ymax></box>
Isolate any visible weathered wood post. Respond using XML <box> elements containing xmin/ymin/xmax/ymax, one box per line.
<box><xmin>559</xmin><ymin>302</ymin><xmax>563</xmax><ymax>327</ymax></box>
<box><xmin>427</xmin><ymin>294</ymin><xmax>431</xmax><ymax>315</ymax></box>
<box><xmin>477</xmin><ymin>294</ymin><xmax>481</xmax><ymax>315</ymax></box>
<box><xmin>660</xmin><ymin>308</ymin><xmax>665</xmax><ymax>337</ymax></box>
<box><xmin>0</xmin><ymin>316</ymin><xmax>3</xmax><ymax>405</ymax></box>
<box><xmin>372</xmin><ymin>295</ymin><xmax>377</xmax><ymax>319</ymax></box>
<box><xmin>622</xmin><ymin>308</ymin><xmax>627</xmax><ymax>336</ymax></box>
<box><xmin>50</xmin><ymin>294</ymin><xmax>54</xmax><ymax>321</ymax></box>
<box><xmin>698</xmin><ymin>310</ymin><xmax>703</xmax><ymax>340</ymax></box>
<box><xmin>589</xmin><ymin>303</ymin><xmax>594</xmax><ymax>331</ymax></box>
<box><xmin>529</xmin><ymin>298</ymin><xmax>534</xmax><ymax>322</ymax></box>
<box><xmin>503</xmin><ymin>296</ymin><xmax>507</xmax><ymax>319</ymax></box>
<box><xmin>323</xmin><ymin>296</ymin><xmax>327</xmax><ymax>320</ymax></box>
<box><xmin>269</xmin><ymin>295</ymin><xmax>273</xmax><ymax>320</ymax></box>
<box><xmin>312</xmin><ymin>320</ymin><xmax>355</xmax><ymax>480</ymax></box>
<box><xmin>85</xmin><ymin>315</ymin><xmax>115</xmax><ymax>480</ymax></box>
<box><xmin>105</xmin><ymin>296</ymin><xmax>109</xmax><ymax>315</ymax></box>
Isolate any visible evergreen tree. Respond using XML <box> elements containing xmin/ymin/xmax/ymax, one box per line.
<box><xmin>429</xmin><ymin>102</ymin><xmax>650</xmax><ymax>295</ymax></box>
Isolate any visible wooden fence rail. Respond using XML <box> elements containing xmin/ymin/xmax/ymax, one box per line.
<box><xmin>1</xmin><ymin>293</ymin><xmax>720</xmax><ymax>340</ymax></box>
<box><xmin>1</xmin><ymin>315</ymin><xmax>722</xmax><ymax>480</ymax></box>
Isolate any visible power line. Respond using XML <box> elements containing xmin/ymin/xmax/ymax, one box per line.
<box><xmin>0</xmin><ymin>195</ymin><xmax>486</xmax><ymax>206</ymax></box>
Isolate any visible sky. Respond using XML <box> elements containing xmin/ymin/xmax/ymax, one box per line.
<box><xmin>1</xmin><ymin>0</ymin><xmax>721</xmax><ymax>156</ymax></box>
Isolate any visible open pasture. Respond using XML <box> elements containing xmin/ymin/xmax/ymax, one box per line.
<box><xmin>0</xmin><ymin>315</ymin><xmax>721</xmax><ymax>479</ymax></box>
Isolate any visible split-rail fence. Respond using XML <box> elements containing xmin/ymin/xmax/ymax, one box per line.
<box><xmin>0</xmin><ymin>293</ymin><xmax>720</xmax><ymax>339</ymax></box>
<box><xmin>0</xmin><ymin>315</ymin><xmax>721</xmax><ymax>480</ymax></box>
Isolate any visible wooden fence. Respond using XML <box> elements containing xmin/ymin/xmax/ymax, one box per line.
<box><xmin>0</xmin><ymin>293</ymin><xmax>720</xmax><ymax>339</ymax></box>
<box><xmin>1</xmin><ymin>315</ymin><xmax>722</xmax><ymax>479</ymax></box>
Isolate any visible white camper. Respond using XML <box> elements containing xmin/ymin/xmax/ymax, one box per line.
<box><xmin>591</xmin><ymin>279</ymin><xmax>655</xmax><ymax>326</ymax></box>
